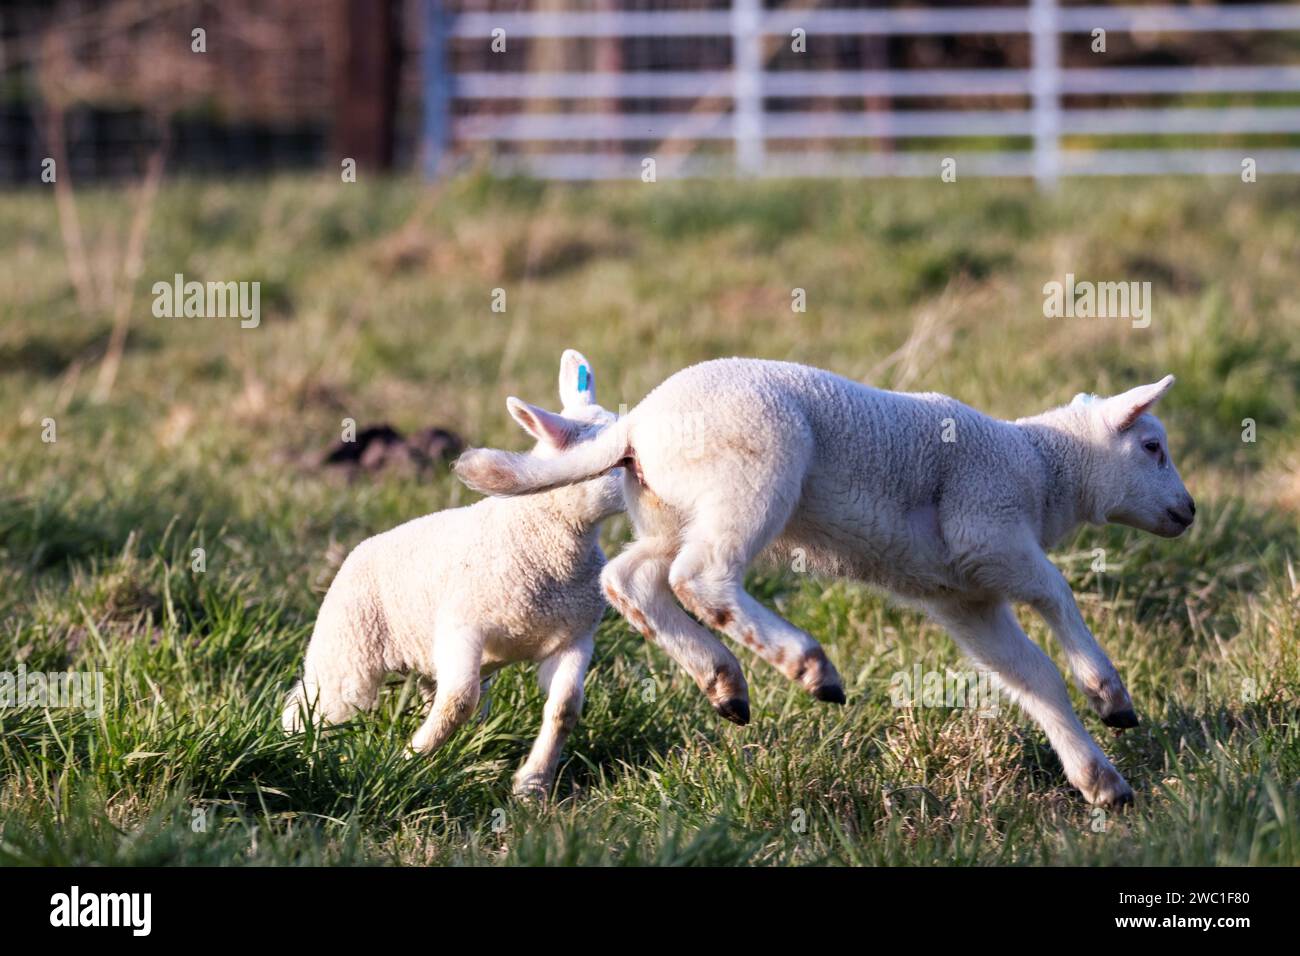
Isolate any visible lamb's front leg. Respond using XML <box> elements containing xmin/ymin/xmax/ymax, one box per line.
<box><xmin>512</xmin><ymin>633</ymin><xmax>594</xmax><ymax>798</ymax></box>
<box><xmin>419</xmin><ymin>674</ymin><xmax>494</xmax><ymax>723</ymax></box>
<box><xmin>1009</xmin><ymin>551</ymin><xmax>1137</xmax><ymax>729</ymax></box>
<box><xmin>409</xmin><ymin>629</ymin><xmax>483</xmax><ymax>756</ymax></box>
<box><xmin>928</xmin><ymin>598</ymin><xmax>1133</xmax><ymax>808</ymax></box>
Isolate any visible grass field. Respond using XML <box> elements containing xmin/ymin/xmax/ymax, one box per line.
<box><xmin>1</xmin><ymin>171</ymin><xmax>1298</xmax><ymax>865</ymax></box>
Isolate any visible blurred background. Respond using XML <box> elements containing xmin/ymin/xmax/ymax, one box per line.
<box><xmin>3</xmin><ymin>0</ymin><xmax>1300</xmax><ymax>184</ymax></box>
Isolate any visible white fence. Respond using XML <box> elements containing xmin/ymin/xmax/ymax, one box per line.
<box><xmin>422</xmin><ymin>2</ymin><xmax>1300</xmax><ymax>182</ymax></box>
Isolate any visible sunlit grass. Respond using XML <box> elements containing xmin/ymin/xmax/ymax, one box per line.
<box><xmin>0</xmin><ymin>172</ymin><xmax>1297</xmax><ymax>864</ymax></box>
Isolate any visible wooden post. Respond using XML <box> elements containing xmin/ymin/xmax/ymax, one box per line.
<box><xmin>331</xmin><ymin>0</ymin><xmax>402</xmax><ymax>172</ymax></box>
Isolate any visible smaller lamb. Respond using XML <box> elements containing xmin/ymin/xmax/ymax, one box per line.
<box><xmin>283</xmin><ymin>350</ymin><xmax>622</xmax><ymax>796</ymax></box>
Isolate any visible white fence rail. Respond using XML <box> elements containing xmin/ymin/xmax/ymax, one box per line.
<box><xmin>422</xmin><ymin>2</ymin><xmax>1300</xmax><ymax>182</ymax></box>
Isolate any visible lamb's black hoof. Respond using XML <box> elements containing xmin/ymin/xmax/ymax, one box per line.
<box><xmin>715</xmin><ymin>698</ymin><xmax>751</xmax><ymax>726</ymax></box>
<box><xmin>813</xmin><ymin>685</ymin><xmax>847</xmax><ymax>705</ymax></box>
<box><xmin>1101</xmin><ymin>708</ymin><xmax>1139</xmax><ymax>730</ymax></box>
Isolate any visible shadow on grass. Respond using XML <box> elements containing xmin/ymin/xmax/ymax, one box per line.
<box><xmin>0</xmin><ymin>326</ymin><xmax>160</xmax><ymax>377</ymax></box>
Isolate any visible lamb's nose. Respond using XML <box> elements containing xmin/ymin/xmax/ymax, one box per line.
<box><xmin>1167</xmin><ymin>496</ymin><xmax>1195</xmax><ymax>528</ymax></box>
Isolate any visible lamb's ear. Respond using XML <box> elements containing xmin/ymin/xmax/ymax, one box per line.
<box><xmin>507</xmin><ymin>397</ymin><xmax>576</xmax><ymax>448</ymax></box>
<box><xmin>1100</xmin><ymin>375</ymin><xmax>1175</xmax><ymax>432</ymax></box>
<box><xmin>558</xmin><ymin>349</ymin><xmax>595</xmax><ymax>408</ymax></box>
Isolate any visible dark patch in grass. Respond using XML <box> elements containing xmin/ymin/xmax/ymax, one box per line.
<box><xmin>910</xmin><ymin>246</ymin><xmax>1011</xmax><ymax>297</ymax></box>
<box><xmin>0</xmin><ymin>326</ymin><xmax>158</xmax><ymax>376</ymax></box>
<box><xmin>1123</xmin><ymin>252</ymin><xmax>1203</xmax><ymax>295</ymax></box>
<box><xmin>249</xmin><ymin>275</ymin><xmax>295</xmax><ymax>317</ymax></box>
<box><xmin>978</xmin><ymin>194</ymin><xmax>1034</xmax><ymax>235</ymax></box>
<box><xmin>0</xmin><ymin>495</ymin><xmax>124</xmax><ymax>569</ymax></box>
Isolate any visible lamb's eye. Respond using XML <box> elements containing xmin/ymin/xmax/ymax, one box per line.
<box><xmin>1143</xmin><ymin>440</ymin><xmax>1161</xmax><ymax>454</ymax></box>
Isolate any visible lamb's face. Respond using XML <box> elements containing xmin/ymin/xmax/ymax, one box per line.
<box><xmin>1073</xmin><ymin>376</ymin><xmax>1194</xmax><ymax>538</ymax></box>
<box><xmin>1095</xmin><ymin>412</ymin><xmax>1195</xmax><ymax>538</ymax></box>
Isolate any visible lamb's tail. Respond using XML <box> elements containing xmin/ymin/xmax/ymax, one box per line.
<box><xmin>454</xmin><ymin>417</ymin><xmax>631</xmax><ymax>497</ymax></box>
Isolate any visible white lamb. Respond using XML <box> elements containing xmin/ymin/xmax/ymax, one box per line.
<box><xmin>283</xmin><ymin>350</ymin><xmax>622</xmax><ymax>796</ymax></box>
<box><xmin>455</xmin><ymin>358</ymin><xmax>1195</xmax><ymax>807</ymax></box>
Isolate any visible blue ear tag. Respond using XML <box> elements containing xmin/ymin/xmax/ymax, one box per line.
<box><xmin>578</xmin><ymin>365</ymin><xmax>589</xmax><ymax>392</ymax></box>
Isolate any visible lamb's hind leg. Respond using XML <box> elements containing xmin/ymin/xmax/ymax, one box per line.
<box><xmin>283</xmin><ymin>600</ymin><xmax>387</xmax><ymax>733</ymax></box>
<box><xmin>602</xmin><ymin>538</ymin><xmax>751</xmax><ymax>724</ymax></box>
<box><xmin>927</xmin><ymin>597</ymin><xmax>1133</xmax><ymax>808</ymax></box>
<box><xmin>667</xmin><ymin>499</ymin><xmax>845</xmax><ymax>704</ymax></box>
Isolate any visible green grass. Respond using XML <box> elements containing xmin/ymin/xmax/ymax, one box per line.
<box><xmin>1</xmin><ymin>171</ymin><xmax>1298</xmax><ymax>865</ymax></box>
